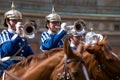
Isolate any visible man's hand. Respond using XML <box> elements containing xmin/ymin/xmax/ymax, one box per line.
<box><xmin>15</xmin><ymin>22</ymin><xmax>23</xmax><ymax>35</ymax></box>
<box><xmin>61</xmin><ymin>22</ymin><xmax>68</xmax><ymax>31</ymax></box>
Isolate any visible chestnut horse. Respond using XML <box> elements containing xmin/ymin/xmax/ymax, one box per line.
<box><xmin>81</xmin><ymin>36</ymin><xmax>120</xmax><ymax>80</ymax></box>
<box><xmin>50</xmin><ymin>40</ymin><xmax>90</xmax><ymax>80</ymax></box>
<box><xmin>1</xmin><ymin>38</ymin><xmax>90</xmax><ymax>80</ymax></box>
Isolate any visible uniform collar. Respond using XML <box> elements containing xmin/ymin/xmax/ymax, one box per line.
<box><xmin>70</xmin><ymin>42</ymin><xmax>76</xmax><ymax>48</ymax></box>
<box><xmin>47</xmin><ymin>29</ymin><xmax>55</xmax><ymax>35</ymax></box>
<box><xmin>8</xmin><ymin>28</ymin><xmax>16</xmax><ymax>34</ymax></box>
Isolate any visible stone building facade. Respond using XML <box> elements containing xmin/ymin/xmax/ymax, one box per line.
<box><xmin>0</xmin><ymin>0</ymin><xmax>120</xmax><ymax>53</ymax></box>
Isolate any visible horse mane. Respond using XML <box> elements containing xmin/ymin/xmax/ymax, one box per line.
<box><xmin>5</xmin><ymin>38</ymin><xmax>91</xmax><ymax>80</ymax></box>
<box><xmin>8</xmin><ymin>54</ymin><xmax>43</xmax><ymax>70</ymax></box>
<box><xmin>8</xmin><ymin>48</ymin><xmax>63</xmax><ymax>71</ymax></box>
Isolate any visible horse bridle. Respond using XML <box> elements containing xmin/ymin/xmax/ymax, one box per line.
<box><xmin>57</xmin><ymin>54</ymin><xmax>86</xmax><ymax>80</ymax></box>
<box><xmin>94</xmin><ymin>46</ymin><xmax>120</xmax><ymax>80</ymax></box>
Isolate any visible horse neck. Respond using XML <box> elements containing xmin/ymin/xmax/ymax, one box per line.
<box><xmin>21</xmin><ymin>51</ymin><xmax>64</xmax><ymax>80</ymax></box>
<box><xmin>82</xmin><ymin>51</ymin><xmax>94</xmax><ymax>63</ymax></box>
<box><xmin>50</xmin><ymin>58</ymin><xmax>64</xmax><ymax>79</ymax></box>
<box><xmin>83</xmin><ymin>46</ymin><xmax>120</xmax><ymax>79</ymax></box>
<box><xmin>95</xmin><ymin>45</ymin><xmax>117</xmax><ymax>62</ymax></box>
<box><xmin>97</xmin><ymin>46</ymin><xmax>120</xmax><ymax>79</ymax></box>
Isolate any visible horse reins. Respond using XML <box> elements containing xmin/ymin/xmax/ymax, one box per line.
<box><xmin>57</xmin><ymin>54</ymin><xmax>89</xmax><ymax>80</ymax></box>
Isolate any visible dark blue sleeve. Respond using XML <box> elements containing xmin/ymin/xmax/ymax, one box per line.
<box><xmin>0</xmin><ymin>35</ymin><xmax>25</xmax><ymax>58</ymax></box>
<box><xmin>41</xmin><ymin>30</ymin><xmax>66</xmax><ymax>50</ymax></box>
<box><xmin>0</xmin><ymin>34</ymin><xmax>34</xmax><ymax>73</ymax></box>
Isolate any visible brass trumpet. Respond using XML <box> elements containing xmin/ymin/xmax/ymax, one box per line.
<box><xmin>23</xmin><ymin>22</ymin><xmax>35</xmax><ymax>35</ymax></box>
<box><xmin>66</xmin><ymin>22</ymin><xmax>84</xmax><ymax>32</ymax></box>
<box><xmin>67</xmin><ymin>20</ymin><xmax>86</xmax><ymax>35</ymax></box>
<box><xmin>74</xmin><ymin>21</ymin><xmax>83</xmax><ymax>31</ymax></box>
<box><xmin>16</xmin><ymin>21</ymin><xmax>37</xmax><ymax>39</ymax></box>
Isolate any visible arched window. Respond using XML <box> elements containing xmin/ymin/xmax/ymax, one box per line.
<box><xmin>114</xmin><ymin>24</ymin><xmax>120</xmax><ymax>31</ymax></box>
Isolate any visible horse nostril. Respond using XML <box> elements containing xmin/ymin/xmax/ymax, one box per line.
<box><xmin>72</xmin><ymin>72</ymin><xmax>79</xmax><ymax>77</ymax></box>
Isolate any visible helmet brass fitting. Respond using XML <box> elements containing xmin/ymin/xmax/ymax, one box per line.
<box><xmin>4</xmin><ymin>1</ymin><xmax>22</xmax><ymax>20</ymax></box>
<box><xmin>4</xmin><ymin>1</ymin><xmax>22</xmax><ymax>27</ymax></box>
<box><xmin>46</xmin><ymin>7</ymin><xmax>61</xmax><ymax>22</ymax></box>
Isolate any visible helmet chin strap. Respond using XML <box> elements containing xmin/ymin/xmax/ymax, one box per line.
<box><xmin>6</xmin><ymin>20</ymin><xmax>12</xmax><ymax>28</ymax></box>
<box><xmin>7</xmin><ymin>22</ymin><xmax>16</xmax><ymax>30</ymax></box>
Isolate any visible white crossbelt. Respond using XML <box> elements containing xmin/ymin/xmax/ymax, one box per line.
<box><xmin>0</xmin><ymin>56</ymin><xmax>25</xmax><ymax>62</ymax></box>
<box><xmin>10</xmin><ymin>56</ymin><xmax>25</xmax><ymax>60</ymax></box>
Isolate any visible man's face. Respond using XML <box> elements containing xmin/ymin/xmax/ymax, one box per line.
<box><xmin>8</xmin><ymin>19</ymin><xmax>22</xmax><ymax>29</ymax></box>
<box><xmin>72</xmin><ymin>36</ymin><xmax>82</xmax><ymax>45</ymax></box>
<box><xmin>48</xmin><ymin>21</ymin><xmax>61</xmax><ymax>33</ymax></box>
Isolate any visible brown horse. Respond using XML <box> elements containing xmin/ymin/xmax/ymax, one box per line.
<box><xmin>81</xmin><ymin>36</ymin><xmax>120</xmax><ymax>80</ymax></box>
<box><xmin>50</xmin><ymin>40</ymin><xmax>90</xmax><ymax>80</ymax></box>
<box><xmin>1</xmin><ymin>38</ymin><xmax>90</xmax><ymax>80</ymax></box>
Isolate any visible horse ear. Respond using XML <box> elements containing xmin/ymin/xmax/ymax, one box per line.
<box><xmin>76</xmin><ymin>42</ymin><xmax>83</xmax><ymax>54</ymax></box>
<box><xmin>63</xmin><ymin>37</ymin><xmax>73</xmax><ymax>58</ymax></box>
<box><xmin>102</xmin><ymin>35</ymin><xmax>108</xmax><ymax>45</ymax></box>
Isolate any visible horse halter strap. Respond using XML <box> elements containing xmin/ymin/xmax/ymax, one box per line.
<box><xmin>57</xmin><ymin>54</ymin><xmax>85</xmax><ymax>80</ymax></box>
<box><xmin>63</xmin><ymin>54</ymin><xmax>69</xmax><ymax>80</ymax></box>
<box><xmin>2</xmin><ymin>70</ymin><xmax>20</xmax><ymax>80</ymax></box>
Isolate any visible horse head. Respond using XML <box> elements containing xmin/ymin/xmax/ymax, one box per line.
<box><xmin>3</xmin><ymin>37</ymin><xmax>90</xmax><ymax>80</ymax></box>
<box><xmin>51</xmin><ymin>38</ymin><xmax>90</xmax><ymax>80</ymax></box>
<box><xmin>82</xmin><ymin>35</ymin><xmax>120</xmax><ymax>80</ymax></box>
<box><xmin>84</xmin><ymin>35</ymin><xmax>115</xmax><ymax>60</ymax></box>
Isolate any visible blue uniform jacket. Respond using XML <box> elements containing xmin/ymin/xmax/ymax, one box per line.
<box><xmin>40</xmin><ymin>29</ymin><xmax>67</xmax><ymax>51</ymax></box>
<box><xmin>0</xmin><ymin>30</ymin><xmax>34</xmax><ymax>75</ymax></box>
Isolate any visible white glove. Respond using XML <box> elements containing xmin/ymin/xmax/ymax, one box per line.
<box><xmin>61</xmin><ymin>22</ymin><xmax>68</xmax><ymax>31</ymax></box>
<box><xmin>15</xmin><ymin>22</ymin><xmax>23</xmax><ymax>35</ymax></box>
<box><xmin>77</xmin><ymin>28</ymin><xmax>86</xmax><ymax>35</ymax></box>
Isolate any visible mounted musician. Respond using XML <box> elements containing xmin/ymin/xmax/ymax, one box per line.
<box><xmin>0</xmin><ymin>1</ymin><xmax>34</xmax><ymax>76</ymax></box>
<box><xmin>69</xmin><ymin>19</ymin><xmax>87</xmax><ymax>50</ymax></box>
<box><xmin>40</xmin><ymin>6</ymin><xmax>69</xmax><ymax>52</ymax></box>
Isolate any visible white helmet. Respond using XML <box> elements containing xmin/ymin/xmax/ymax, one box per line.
<box><xmin>70</xmin><ymin>29</ymin><xmax>80</xmax><ymax>36</ymax></box>
<box><xmin>85</xmin><ymin>28</ymin><xmax>103</xmax><ymax>45</ymax></box>
<box><xmin>46</xmin><ymin>7</ymin><xmax>61</xmax><ymax>22</ymax></box>
<box><xmin>85</xmin><ymin>28</ymin><xmax>95</xmax><ymax>42</ymax></box>
<box><xmin>4</xmin><ymin>2</ymin><xmax>22</xmax><ymax>20</ymax></box>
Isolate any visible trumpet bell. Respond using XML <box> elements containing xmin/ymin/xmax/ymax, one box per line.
<box><xmin>66</xmin><ymin>20</ymin><xmax>84</xmax><ymax>32</ymax></box>
<box><xmin>16</xmin><ymin>21</ymin><xmax>37</xmax><ymax>39</ymax></box>
<box><xmin>23</xmin><ymin>22</ymin><xmax>35</xmax><ymax>35</ymax></box>
<box><xmin>74</xmin><ymin>20</ymin><xmax>84</xmax><ymax>32</ymax></box>
<box><xmin>26</xmin><ymin>33</ymin><xmax>35</xmax><ymax>39</ymax></box>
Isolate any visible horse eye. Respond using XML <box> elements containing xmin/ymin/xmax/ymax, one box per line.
<box><xmin>72</xmin><ymin>72</ymin><xmax>79</xmax><ymax>77</ymax></box>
